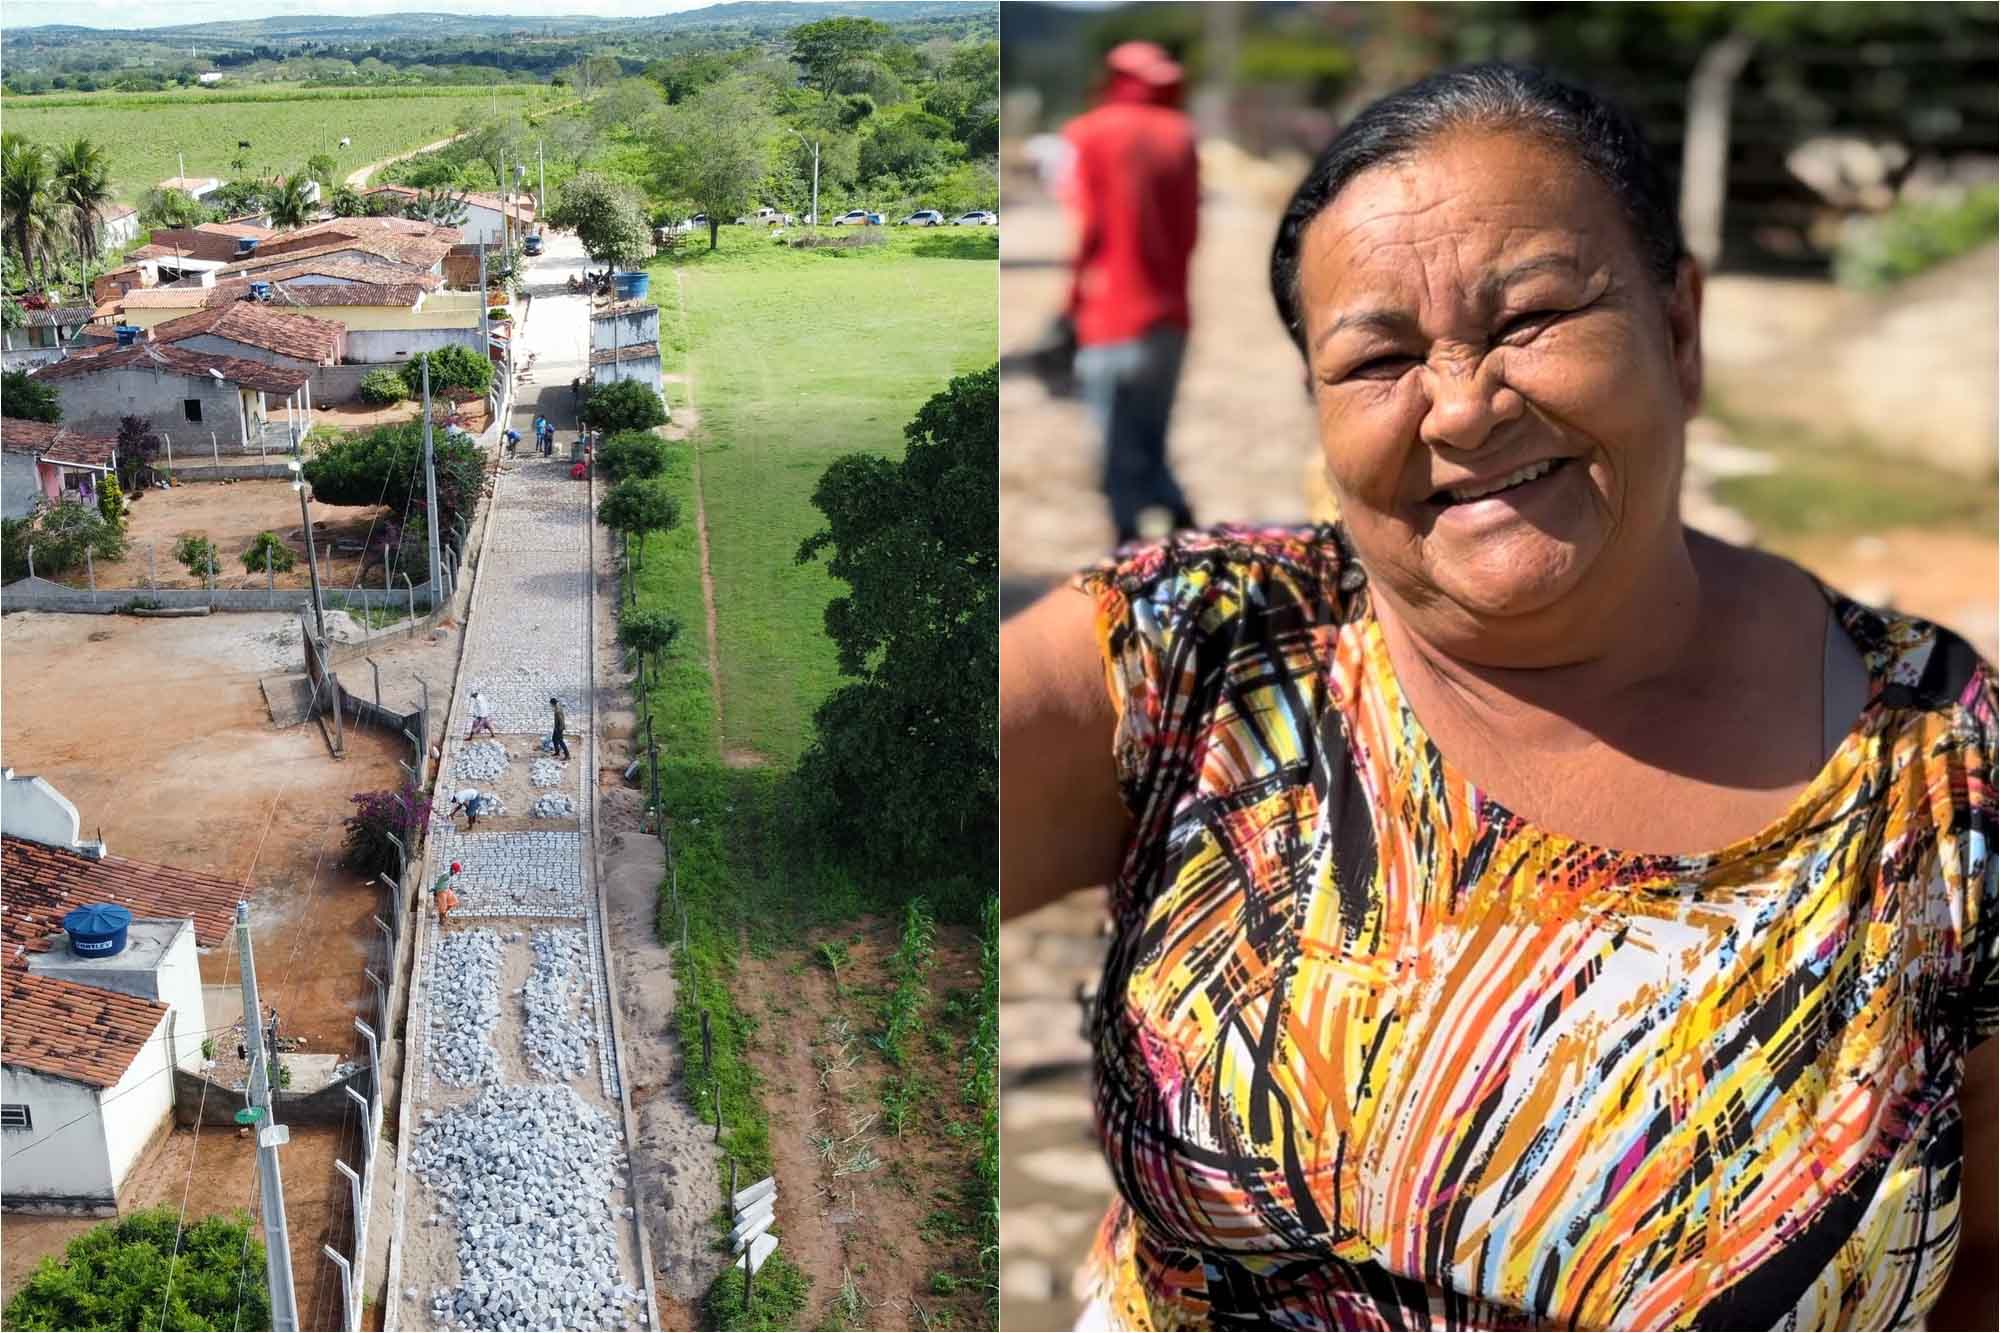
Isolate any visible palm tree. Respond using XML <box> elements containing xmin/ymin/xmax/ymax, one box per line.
<box><xmin>268</xmin><ymin>174</ymin><xmax>315</xmax><ymax>229</ymax></box>
<box><xmin>1</xmin><ymin>133</ymin><xmax>61</xmax><ymax>287</ymax></box>
<box><xmin>50</xmin><ymin>136</ymin><xmax>113</xmax><ymax>262</ymax></box>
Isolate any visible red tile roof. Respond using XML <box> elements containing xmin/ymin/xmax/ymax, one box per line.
<box><xmin>3</xmin><ymin>967</ymin><xmax>167</xmax><ymax>1088</ymax></box>
<box><xmin>590</xmin><ymin>341</ymin><xmax>660</xmax><ymax>365</ymax></box>
<box><xmin>252</xmin><ymin>257</ymin><xmax>441</xmax><ymax>289</ymax></box>
<box><xmin>367</xmin><ymin>184</ymin><xmax>536</xmax><ymax>223</ymax></box>
<box><xmin>1</xmin><ymin>836</ymin><xmax>238</xmax><ymax>951</ymax></box>
<box><xmin>30</xmin><ymin>342</ymin><xmax>312</xmax><ymax>395</ymax></box>
<box><xmin>0</xmin><ymin>419</ymin><xmax>120</xmax><ymax>467</ymax></box>
<box><xmin>150</xmin><ymin>301</ymin><xmax>344</xmax><ymax>365</ymax></box>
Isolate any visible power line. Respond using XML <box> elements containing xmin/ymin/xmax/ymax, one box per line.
<box><xmin>156</xmin><ymin>920</ymin><xmax>238</xmax><ymax>1331</ymax></box>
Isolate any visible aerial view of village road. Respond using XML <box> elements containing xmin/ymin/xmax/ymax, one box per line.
<box><xmin>0</xmin><ymin>3</ymin><xmax>999</xmax><ymax>1330</ymax></box>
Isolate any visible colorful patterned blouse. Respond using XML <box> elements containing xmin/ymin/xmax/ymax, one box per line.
<box><xmin>1076</xmin><ymin>525</ymin><xmax>1995</xmax><ymax>1332</ymax></box>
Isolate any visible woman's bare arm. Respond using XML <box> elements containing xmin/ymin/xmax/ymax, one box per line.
<box><xmin>1000</xmin><ymin>583</ymin><xmax>1130</xmax><ymax>920</ymax></box>
<box><xmin>1934</xmin><ymin>1038</ymin><xmax>1997</xmax><ymax>1330</ymax></box>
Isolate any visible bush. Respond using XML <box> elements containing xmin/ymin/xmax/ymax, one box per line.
<box><xmin>96</xmin><ymin>474</ymin><xmax>125</xmax><ymax>532</ymax></box>
<box><xmin>616</xmin><ymin>606</ymin><xmax>680</xmax><ymax>662</ymax></box>
<box><xmin>115</xmin><ymin>416</ymin><xmax>162</xmax><ymax>492</ymax></box>
<box><xmin>487</xmin><ymin>306</ymin><xmax>511</xmax><ymax>323</ymax></box>
<box><xmin>400</xmin><ymin>343</ymin><xmax>492</xmax><ymax>399</ymax></box>
<box><xmin>1835</xmin><ymin>184</ymin><xmax>2000</xmax><ymax>289</ymax></box>
<box><xmin>1</xmin><ymin>516</ymin><xmax>31</xmax><ymax>583</ymax></box>
<box><xmin>597</xmin><ymin>477</ymin><xmax>679</xmax><ymax>565</ymax></box>
<box><xmin>595</xmin><ymin>430</ymin><xmax>666</xmax><ymax>483</ymax></box>
<box><xmin>21</xmin><ymin>499</ymin><xmax>125</xmax><ymax>575</ymax></box>
<box><xmin>1</xmin><ymin>1206</ymin><xmax>269</xmax><ymax>1333</ymax></box>
<box><xmin>2</xmin><ymin>368</ymin><xmax>61</xmax><ymax>422</ymax></box>
<box><xmin>242</xmin><ymin>530</ymin><xmax>296</xmax><ymax>574</ymax></box>
<box><xmin>358</xmin><ymin>368</ymin><xmax>407</xmax><ymax>406</ymax></box>
<box><xmin>343</xmin><ymin>783</ymin><xmax>433</xmax><ymax>877</ymax></box>
<box><xmin>579</xmin><ymin>379</ymin><xmax>667</xmax><ymax>434</ymax></box>
<box><xmin>303</xmin><ymin>421</ymin><xmax>483</xmax><ymax>542</ymax></box>
<box><xmin>174</xmin><ymin>534</ymin><xmax>218</xmax><ymax>578</ymax></box>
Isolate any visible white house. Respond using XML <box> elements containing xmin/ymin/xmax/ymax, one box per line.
<box><xmin>156</xmin><ymin>177</ymin><xmax>224</xmax><ymax>204</ymax></box>
<box><xmin>0</xmin><ymin>777</ymin><xmax>237</xmax><ymax>1217</ymax></box>
<box><xmin>364</xmin><ymin>184</ymin><xmax>537</xmax><ymax>248</ymax></box>
<box><xmin>197</xmin><ymin>72</ymin><xmax>224</xmax><ymax>86</ymax></box>
<box><xmin>2</xmin><ymin>305</ymin><xmax>98</xmax><ymax>371</ymax></box>
<box><xmin>588</xmin><ymin>301</ymin><xmax>663</xmax><ymax>397</ymax></box>
<box><xmin>98</xmin><ymin>204</ymin><xmax>140</xmax><ymax>252</ymax></box>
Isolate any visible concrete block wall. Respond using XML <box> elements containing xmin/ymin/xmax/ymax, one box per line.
<box><xmin>344</xmin><ymin>327</ymin><xmax>482</xmax><ymax>363</ymax></box>
<box><xmin>56</xmin><ymin>368</ymin><xmax>244</xmax><ymax>442</ymax></box>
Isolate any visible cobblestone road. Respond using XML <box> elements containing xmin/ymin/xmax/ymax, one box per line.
<box><xmin>401</xmin><ymin>229</ymin><xmax>646</xmax><ymax>1329</ymax></box>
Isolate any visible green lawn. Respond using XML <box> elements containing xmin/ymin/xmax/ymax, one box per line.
<box><xmin>658</xmin><ymin>225</ymin><xmax>998</xmax><ymax>764</ymax></box>
<box><xmin>0</xmin><ymin>84</ymin><xmax>553</xmax><ymax>201</ymax></box>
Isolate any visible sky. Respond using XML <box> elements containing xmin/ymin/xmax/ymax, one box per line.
<box><xmin>0</xmin><ymin>0</ymin><xmax>727</xmax><ymax>29</ymax></box>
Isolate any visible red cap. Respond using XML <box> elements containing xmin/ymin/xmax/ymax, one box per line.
<box><xmin>1104</xmin><ymin>40</ymin><xmax>1182</xmax><ymax>88</ymax></box>
<box><xmin>450</xmin><ymin>862</ymin><xmax>462</xmax><ymax>873</ymax></box>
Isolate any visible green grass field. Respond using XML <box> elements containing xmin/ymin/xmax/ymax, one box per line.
<box><xmin>0</xmin><ymin>84</ymin><xmax>552</xmax><ymax>201</ymax></box>
<box><xmin>656</xmin><ymin>225</ymin><xmax>998</xmax><ymax>765</ymax></box>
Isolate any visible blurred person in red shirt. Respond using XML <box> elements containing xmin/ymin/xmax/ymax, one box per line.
<box><xmin>1062</xmin><ymin>40</ymin><xmax>1201</xmax><ymax>544</ymax></box>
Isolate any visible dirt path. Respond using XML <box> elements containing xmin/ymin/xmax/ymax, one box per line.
<box><xmin>673</xmin><ymin>268</ymin><xmax>742</xmax><ymax>768</ymax></box>
<box><xmin>345</xmin><ymin>134</ymin><xmax>463</xmax><ymax>189</ymax></box>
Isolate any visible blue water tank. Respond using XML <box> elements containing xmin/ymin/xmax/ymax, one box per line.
<box><xmin>613</xmin><ymin>271</ymin><xmax>649</xmax><ymax>301</ymax></box>
<box><xmin>63</xmin><ymin>904</ymin><xmax>133</xmax><ymax>958</ymax></box>
<box><xmin>115</xmin><ymin>325</ymin><xmax>139</xmax><ymax>346</ymax></box>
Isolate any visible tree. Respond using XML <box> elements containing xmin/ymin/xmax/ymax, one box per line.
<box><xmin>654</xmin><ymin>78</ymin><xmax>774</xmax><ymax>250</ymax></box>
<box><xmin>138</xmin><ymin>186</ymin><xmax>213</xmax><ymax>230</ymax></box>
<box><xmin>399</xmin><ymin>343</ymin><xmax>492</xmax><ymax>399</ymax></box>
<box><xmin>592</xmin><ymin>78</ymin><xmax>663</xmax><ymax>133</ymax></box>
<box><xmin>596</xmin><ymin>477</ymin><xmax>678</xmax><ymax>566</ymax></box>
<box><xmin>789</xmin><ymin>17</ymin><xmax>892</xmax><ymax>101</ymax></box>
<box><xmin>595</xmin><ymin>430</ymin><xmax>666</xmax><ymax>483</ymax></box>
<box><xmin>3</xmin><ymin>368</ymin><xmax>61</xmax><ymax>422</ymax></box>
<box><xmin>564</xmin><ymin>53</ymin><xmax>623</xmax><ymax>103</ymax></box>
<box><xmin>791</xmin><ymin>365</ymin><xmax>997</xmax><ymax>899</ymax></box>
<box><xmin>328</xmin><ymin>185</ymin><xmax>365</xmax><ymax>217</ymax></box>
<box><xmin>1</xmin><ymin>1206</ymin><xmax>269</xmax><ymax>1333</ymax></box>
<box><xmin>267</xmin><ymin>174</ymin><xmax>315</xmax><ymax>229</ymax></box>
<box><xmin>544</xmin><ymin>116</ymin><xmax>597</xmax><ymax>170</ymax></box>
<box><xmin>303</xmin><ymin>420</ymin><xmax>484</xmax><ymax>539</ymax></box>
<box><xmin>401</xmin><ymin>186</ymin><xmax>471</xmax><ymax>227</ymax></box>
<box><xmin>579</xmin><ymin>379</ymin><xmax>667</xmax><ymax>434</ymax></box>
<box><xmin>2</xmin><ymin>133</ymin><xmax>60</xmax><ymax>285</ymax></box>
<box><xmin>115</xmin><ymin>415</ymin><xmax>161</xmax><ymax>491</ymax></box>
<box><xmin>207</xmin><ymin>180</ymin><xmax>271</xmax><ymax>218</ymax></box>
<box><xmin>616</xmin><ymin>606</ymin><xmax>680</xmax><ymax>674</ymax></box>
<box><xmin>242</xmin><ymin>530</ymin><xmax>295</xmax><ymax>573</ymax></box>
<box><xmin>50</xmin><ymin>137</ymin><xmax>112</xmax><ymax>262</ymax></box>
<box><xmin>174</xmin><ymin>533</ymin><xmax>218</xmax><ymax>578</ymax></box>
<box><xmin>96</xmin><ymin>473</ymin><xmax>124</xmax><ymax>532</ymax></box>
<box><xmin>546</xmin><ymin>172</ymin><xmax>651</xmax><ymax>270</ymax></box>
<box><xmin>456</xmin><ymin>112</ymin><xmax>528</xmax><ymax>191</ymax></box>
<box><xmin>304</xmin><ymin>152</ymin><xmax>337</xmax><ymax>188</ymax></box>
<box><xmin>343</xmin><ymin>783</ymin><xmax>431</xmax><ymax>877</ymax></box>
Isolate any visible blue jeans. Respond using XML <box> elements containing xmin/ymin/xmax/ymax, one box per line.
<box><xmin>1075</xmin><ymin>326</ymin><xmax>1194</xmax><ymax>543</ymax></box>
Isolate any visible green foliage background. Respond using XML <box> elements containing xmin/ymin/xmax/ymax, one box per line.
<box><xmin>3</xmin><ymin>1207</ymin><xmax>269</xmax><ymax>1332</ymax></box>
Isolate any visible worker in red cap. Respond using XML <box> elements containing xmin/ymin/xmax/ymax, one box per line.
<box><xmin>432</xmin><ymin>861</ymin><xmax>463</xmax><ymax>922</ymax></box>
<box><xmin>1062</xmin><ymin>38</ymin><xmax>1200</xmax><ymax>545</ymax></box>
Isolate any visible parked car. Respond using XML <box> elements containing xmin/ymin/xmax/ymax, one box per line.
<box><xmin>736</xmin><ymin>206</ymin><xmax>794</xmax><ymax>226</ymax></box>
<box><xmin>523</xmin><ymin>234</ymin><xmax>544</xmax><ymax>256</ymax></box>
<box><xmin>898</xmin><ymin>210</ymin><xmax>946</xmax><ymax>227</ymax></box>
<box><xmin>953</xmin><ymin>211</ymin><xmax>999</xmax><ymax>226</ymax></box>
<box><xmin>830</xmin><ymin>209</ymin><xmax>881</xmax><ymax>226</ymax></box>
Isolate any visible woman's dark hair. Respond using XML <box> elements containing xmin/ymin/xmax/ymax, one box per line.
<box><xmin>1270</xmin><ymin>62</ymin><xmax>1686</xmax><ymax>354</ymax></box>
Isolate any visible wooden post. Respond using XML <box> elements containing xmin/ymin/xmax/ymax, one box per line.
<box><xmin>212</xmin><ymin>430</ymin><xmax>219</xmax><ymax>463</ymax></box>
<box><xmin>743</xmin><ymin>1245</ymin><xmax>752</xmax><ymax>1312</ymax></box>
<box><xmin>85</xmin><ymin>547</ymin><xmax>94</xmax><ymax>597</ymax></box>
<box><xmin>728</xmin><ymin>1160</ymin><xmax>738</xmax><ymax>1219</ymax></box>
<box><xmin>149</xmin><ymin>542</ymin><xmax>157</xmax><ymax>590</ymax></box>
<box><xmin>1680</xmin><ymin>34</ymin><xmax>1756</xmax><ymax>272</ymax></box>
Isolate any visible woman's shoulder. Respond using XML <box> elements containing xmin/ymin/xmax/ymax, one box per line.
<box><xmin>1827</xmin><ymin>586</ymin><xmax>1995</xmax><ymax>725</ymax></box>
<box><xmin>1074</xmin><ymin>522</ymin><xmax>1358</xmax><ymax>634</ymax></box>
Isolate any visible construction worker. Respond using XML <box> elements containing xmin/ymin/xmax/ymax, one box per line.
<box><xmin>432</xmin><ymin>861</ymin><xmax>462</xmax><ymax>921</ymax></box>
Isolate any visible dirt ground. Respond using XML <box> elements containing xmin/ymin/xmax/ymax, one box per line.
<box><xmin>49</xmin><ymin>480</ymin><xmax>391</xmax><ymax>593</ymax></box>
<box><xmin>735</xmin><ymin>918</ymin><xmax>990</xmax><ymax>1332</ymax></box>
<box><xmin>0</xmin><ymin>609</ymin><xmax>408</xmax><ymax>1329</ymax></box>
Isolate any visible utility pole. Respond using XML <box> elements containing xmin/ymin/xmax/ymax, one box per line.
<box><xmin>788</xmin><ymin>128</ymin><xmax>820</xmax><ymax>229</ymax></box>
<box><xmin>538</xmin><ymin>138</ymin><xmax>546</xmax><ymax>224</ymax></box>
<box><xmin>290</xmin><ymin>462</ymin><xmax>327</xmax><ymax>647</ymax></box>
<box><xmin>237</xmin><ymin>901</ymin><xmax>300</xmax><ymax>1332</ymax></box>
<box><xmin>422</xmin><ymin>359</ymin><xmax>442</xmax><ymax>606</ymax></box>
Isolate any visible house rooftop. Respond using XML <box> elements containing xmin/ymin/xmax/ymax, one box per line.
<box><xmin>17</xmin><ymin>306</ymin><xmax>95</xmax><ymax>327</ymax></box>
<box><xmin>219</xmin><ymin>232</ymin><xmax>453</xmax><ymax>277</ymax></box>
<box><xmin>157</xmin><ymin>176</ymin><xmax>220</xmax><ymax>194</ymax></box>
<box><xmin>3</xmin><ymin>966</ymin><xmax>167</xmax><ymax>1088</ymax></box>
<box><xmin>0</xmin><ymin>419</ymin><xmax>120</xmax><ymax>469</ymax></box>
<box><xmin>28</xmin><ymin>342</ymin><xmax>312</xmax><ymax>395</ymax></box>
<box><xmin>120</xmin><ymin>278</ymin><xmax>427</xmax><ymax>313</ymax></box>
<box><xmin>366</xmin><ymin>183</ymin><xmax>537</xmax><ymax>223</ymax></box>
<box><xmin>25</xmin><ymin>918</ymin><xmax>192</xmax><ymax>982</ymax></box>
<box><xmin>590</xmin><ymin>341</ymin><xmax>661</xmax><ymax>365</ymax></box>
<box><xmin>592</xmin><ymin>300</ymin><xmax>656</xmax><ymax>319</ymax></box>
<box><xmin>150</xmin><ymin>301</ymin><xmax>344</xmax><ymax>365</ymax></box>
<box><xmin>1</xmin><ymin>835</ymin><xmax>238</xmax><ymax>952</ymax></box>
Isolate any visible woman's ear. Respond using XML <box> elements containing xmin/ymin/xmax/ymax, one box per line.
<box><xmin>1668</xmin><ymin>257</ymin><xmax>1704</xmax><ymax>419</ymax></box>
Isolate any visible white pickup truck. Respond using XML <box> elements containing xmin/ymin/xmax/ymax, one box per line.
<box><xmin>735</xmin><ymin>206</ymin><xmax>794</xmax><ymax>226</ymax></box>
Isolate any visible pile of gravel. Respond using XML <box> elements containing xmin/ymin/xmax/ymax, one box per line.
<box><xmin>431</xmin><ymin>930</ymin><xmax>503</xmax><ymax>1087</ymax></box>
<box><xmin>455</xmin><ymin>740</ymin><xmax>510</xmax><ymax>782</ymax></box>
<box><xmin>529</xmin><ymin>758</ymin><xmax>567</xmax><ymax>788</ymax></box>
<box><xmin>412</xmin><ymin>1084</ymin><xmax>642</xmax><ymax>1332</ymax></box>
<box><xmin>531</xmin><ymin>794</ymin><xmax>574</xmax><ymax>819</ymax></box>
<box><xmin>521</xmin><ymin>928</ymin><xmax>594</xmax><ymax>1081</ymax></box>
<box><xmin>467</xmin><ymin>792</ymin><xmax>508</xmax><ymax>819</ymax></box>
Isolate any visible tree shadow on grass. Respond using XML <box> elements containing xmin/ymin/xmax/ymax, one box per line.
<box><xmin>908</xmin><ymin>231</ymin><xmax>999</xmax><ymax>260</ymax></box>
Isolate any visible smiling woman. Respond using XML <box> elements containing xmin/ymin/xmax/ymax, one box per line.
<box><xmin>1000</xmin><ymin>63</ymin><xmax>1996</xmax><ymax>1333</ymax></box>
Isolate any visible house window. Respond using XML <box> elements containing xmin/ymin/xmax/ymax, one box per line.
<box><xmin>27</xmin><ymin>326</ymin><xmax>55</xmax><ymax>348</ymax></box>
<box><xmin>0</xmin><ymin>1105</ymin><xmax>29</xmax><ymax>1131</ymax></box>
<box><xmin>183</xmin><ymin>399</ymin><xmax>203</xmax><ymax>423</ymax></box>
